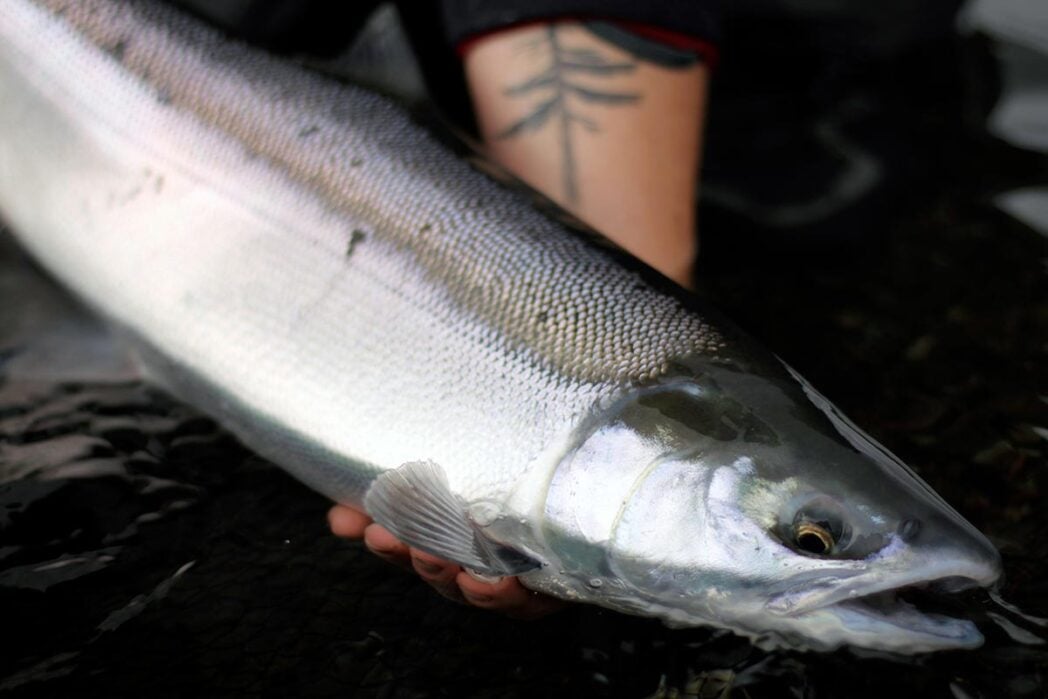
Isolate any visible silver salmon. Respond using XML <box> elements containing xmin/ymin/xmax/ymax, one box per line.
<box><xmin>0</xmin><ymin>0</ymin><xmax>1001</xmax><ymax>651</ymax></box>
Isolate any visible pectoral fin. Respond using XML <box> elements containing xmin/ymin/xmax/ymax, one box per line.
<box><xmin>363</xmin><ymin>460</ymin><xmax>540</xmax><ymax>576</ymax></box>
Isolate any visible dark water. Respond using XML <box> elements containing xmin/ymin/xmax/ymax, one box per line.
<box><xmin>2</xmin><ymin>37</ymin><xmax>1048</xmax><ymax>699</ymax></box>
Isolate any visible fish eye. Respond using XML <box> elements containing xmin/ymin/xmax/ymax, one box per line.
<box><xmin>794</xmin><ymin>521</ymin><xmax>835</xmax><ymax>554</ymax></box>
<box><xmin>784</xmin><ymin>496</ymin><xmax>851</xmax><ymax>556</ymax></box>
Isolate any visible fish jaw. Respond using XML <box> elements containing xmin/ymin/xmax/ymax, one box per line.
<box><xmin>752</xmin><ymin>532</ymin><xmax>1002</xmax><ymax>651</ymax></box>
<box><xmin>802</xmin><ymin>595</ymin><xmax>984</xmax><ymax>652</ymax></box>
<box><xmin>597</xmin><ymin>529</ymin><xmax>1000</xmax><ymax>652</ymax></box>
<box><xmin>519</xmin><ymin>544</ymin><xmax>994</xmax><ymax>652</ymax></box>
<box><xmin>592</xmin><ymin>533</ymin><xmax>999</xmax><ymax>652</ymax></box>
<box><xmin>660</xmin><ymin>590</ymin><xmax>988</xmax><ymax>653</ymax></box>
<box><xmin>757</xmin><ymin>554</ymin><xmax>1000</xmax><ymax>652</ymax></box>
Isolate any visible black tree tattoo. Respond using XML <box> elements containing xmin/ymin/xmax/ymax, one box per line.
<box><xmin>498</xmin><ymin>26</ymin><xmax>640</xmax><ymax>205</ymax></box>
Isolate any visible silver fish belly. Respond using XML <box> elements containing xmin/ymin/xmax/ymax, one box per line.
<box><xmin>0</xmin><ymin>0</ymin><xmax>1002</xmax><ymax>652</ymax></box>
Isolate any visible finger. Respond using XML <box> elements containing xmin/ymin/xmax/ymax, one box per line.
<box><xmin>456</xmin><ymin>571</ymin><xmax>566</xmax><ymax>619</ymax></box>
<box><xmin>411</xmin><ymin>549</ymin><xmax>464</xmax><ymax>602</ymax></box>
<box><xmin>327</xmin><ymin>505</ymin><xmax>372</xmax><ymax>539</ymax></box>
<box><xmin>363</xmin><ymin>523</ymin><xmax>412</xmax><ymax>569</ymax></box>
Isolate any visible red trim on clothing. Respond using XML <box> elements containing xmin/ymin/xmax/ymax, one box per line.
<box><xmin>456</xmin><ymin>17</ymin><xmax>719</xmax><ymax>68</ymax></box>
<box><xmin>611</xmin><ymin>20</ymin><xmax>719</xmax><ymax>67</ymax></box>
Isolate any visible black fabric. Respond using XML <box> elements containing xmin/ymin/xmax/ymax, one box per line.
<box><xmin>167</xmin><ymin>0</ymin><xmax>722</xmax><ymax>62</ymax></box>
<box><xmin>162</xmin><ymin>0</ymin><xmax>475</xmax><ymax>128</ymax></box>
<box><xmin>167</xmin><ymin>0</ymin><xmax>379</xmax><ymax>56</ymax></box>
<box><xmin>161</xmin><ymin>0</ymin><xmax>722</xmax><ymax>134</ymax></box>
<box><xmin>440</xmin><ymin>0</ymin><xmax>722</xmax><ymax>47</ymax></box>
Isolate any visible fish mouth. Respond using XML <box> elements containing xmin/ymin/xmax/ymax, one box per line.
<box><xmin>781</xmin><ymin>573</ymin><xmax>997</xmax><ymax>652</ymax></box>
<box><xmin>822</xmin><ymin>582</ymin><xmax>986</xmax><ymax>651</ymax></box>
<box><xmin>765</xmin><ymin>550</ymin><xmax>1002</xmax><ymax>652</ymax></box>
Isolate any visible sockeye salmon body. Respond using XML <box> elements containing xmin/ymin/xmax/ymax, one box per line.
<box><xmin>0</xmin><ymin>0</ymin><xmax>1002</xmax><ymax>651</ymax></box>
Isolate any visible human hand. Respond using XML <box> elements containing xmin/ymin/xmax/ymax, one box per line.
<box><xmin>328</xmin><ymin>504</ymin><xmax>564</xmax><ymax>619</ymax></box>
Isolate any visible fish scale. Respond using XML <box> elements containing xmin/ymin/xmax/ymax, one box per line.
<box><xmin>31</xmin><ymin>0</ymin><xmax>728</xmax><ymax>382</ymax></box>
<box><xmin>0</xmin><ymin>0</ymin><xmax>727</xmax><ymax>503</ymax></box>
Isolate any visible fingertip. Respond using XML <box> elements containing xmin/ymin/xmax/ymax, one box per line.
<box><xmin>456</xmin><ymin>572</ymin><xmax>565</xmax><ymax>619</ymax></box>
<box><xmin>363</xmin><ymin>523</ymin><xmax>409</xmax><ymax>558</ymax></box>
<box><xmin>464</xmin><ymin>568</ymin><xmax>503</xmax><ymax>585</ymax></box>
<box><xmin>328</xmin><ymin>505</ymin><xmax>371</xmax><ymax>539</ymax></box>
<box><xmin>456</xmin><ymin>571</ymin><xmax>518</xmax><ymax>607</ymax></box>
<box><xmin>410</xmin><ymin>550</ymin><xmax>459</xmax><ymax>580</ymax></box>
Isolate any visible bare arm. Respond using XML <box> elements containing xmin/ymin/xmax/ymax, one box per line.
<box><xmin>466</xmin><ymin>22</ymin><xmax>708</xmax><ymax>287</ymax></box>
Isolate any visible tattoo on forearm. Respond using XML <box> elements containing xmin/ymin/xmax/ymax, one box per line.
<box><xmin>498</xmin><ymin>25</ymin><xmax>639</xmax><ymax>205</ymax></box>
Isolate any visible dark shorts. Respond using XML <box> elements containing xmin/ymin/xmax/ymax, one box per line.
<box><xmin>167</xmin><ymin>0</ymin><xmax>720</xmax><ymax>131</ymax></box>
<box><xmin>166</xmin><ymin>0</ymin><xmax>721</xmax><ymax>55</ymax></box>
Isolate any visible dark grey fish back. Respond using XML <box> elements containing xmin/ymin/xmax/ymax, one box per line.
<box><xmin>38</xmin><ymin>0</ymin><xmax>727</xmax><ymax>385</ymax></box>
